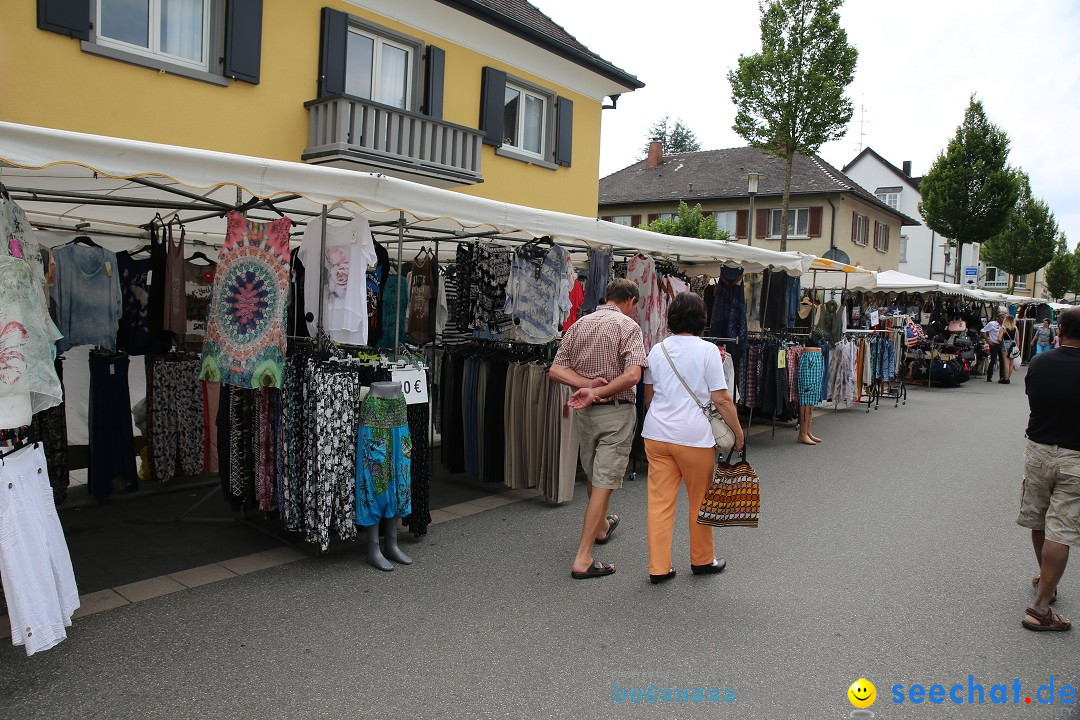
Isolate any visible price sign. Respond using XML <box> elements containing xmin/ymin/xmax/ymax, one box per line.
<box><xmin>391</xmin><ymin>368</ymin><xmax>428</xmax><ymax>405</ymax></box>
<box><xmin>869</xmin><ymin>310</ymin><xmax>880</xmax><ymax>328</ymax></box>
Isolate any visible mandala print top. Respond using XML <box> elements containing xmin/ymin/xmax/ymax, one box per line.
<box><xmin>199</xmin><ymin>211</ymin><xmax>292</xmax><ymax>389</ymax></box>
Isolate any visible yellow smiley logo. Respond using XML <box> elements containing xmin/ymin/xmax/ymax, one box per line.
<box><xmin>848</xmin><ymin>678</ymin><xmax>876</xmax><ymax>709</ymax></box>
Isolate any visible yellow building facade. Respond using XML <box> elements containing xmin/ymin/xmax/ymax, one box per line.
<box><xmin>3</xmin><ymin>0</ymin><xmax>640</xmax><ymax>217</ymax></box>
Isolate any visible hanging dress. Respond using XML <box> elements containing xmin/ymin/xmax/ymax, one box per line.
<box><xmin>199</xmin><ymin>211</ymin><xmax>292</xmax><ymax>389</ymax></box>
<box><xmin>355</xmin><ymin>394</ymin><xmax>412</xmax><ymax>526</ymax></box>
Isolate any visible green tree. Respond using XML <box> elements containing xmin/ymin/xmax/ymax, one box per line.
<box><xmin>978</xmin><ymin>172</ymin><xmax>1058</xmax><ymax>293</ymax></box>
<box><xmin>727</xmin><ymin>0</ymin><xmax>858</xmax><ymax>251</ymax></box>
<box><xmin>1044</xmin><ymin>234</ymin><xmax>1074</xmax><ymax>301</ymax></box>
<box><xmin>641</xmin><ymin>200</ymin><xmax>728</xmax><ymax>241</ymax></box>
<box><xmin>918</xmin><ymin>96</ymin><xmax>1020</xmax><ymax>283</ymax></box>
<box><xmin>1072</xmin><ymin>243</ymin><xmax>1080</xmax><ymax>300</ymax></box>
<box><xmin>640</xmin><ymin>115</ymin><xmax>702</xmax><ymax>157</ymax></box>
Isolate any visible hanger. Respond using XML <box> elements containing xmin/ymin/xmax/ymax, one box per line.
<box><xmin>187</xmin><ymin>250</ymin><xmax>214</xmax><ymax>266</ymax></box>
<box><xmin>72</xmin><ymin>234</ymin><xmax>100</xmax><ymax>248</ymax></box>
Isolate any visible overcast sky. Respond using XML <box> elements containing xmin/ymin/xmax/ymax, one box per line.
<box><xmin>532</xmin><ymin>0</ymin><xmax>1080</xmax><ymax>250</ymax></box>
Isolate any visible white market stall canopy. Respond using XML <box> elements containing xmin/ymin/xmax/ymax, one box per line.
<box><xmin>806</xmin><ymin>268</ymin><xmax>1041</xmax><ymax>305</ymax></box>
<box><xmin>0</xmin><ymin>122</ymin><xmax>812</xmax><ymax>276</ymax></box>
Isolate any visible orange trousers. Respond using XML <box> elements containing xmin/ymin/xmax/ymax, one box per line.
<box><xmin>643</xmin><ymin>439</ymin><xmax>716</xmax><ymax>575</ymax></box>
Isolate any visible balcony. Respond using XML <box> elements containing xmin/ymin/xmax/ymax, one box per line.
<box><xmin>302</xmin><ymin>96</ymin><xmax>484</xmax><ymax>188</ymax></box>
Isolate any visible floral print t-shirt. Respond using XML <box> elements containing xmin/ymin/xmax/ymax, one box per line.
<box><xmin>199</xmin><ymin>211</ymin><xmax>292</xmax><ymax>389</ymax></box>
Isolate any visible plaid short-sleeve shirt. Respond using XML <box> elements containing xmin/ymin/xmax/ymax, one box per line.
<box><xmin>553</xmin><ymin>304</ymin><xmax>647</xmax><ymax>402</ymax></box>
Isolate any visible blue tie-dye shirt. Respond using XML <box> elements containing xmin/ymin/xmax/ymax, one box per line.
<box><xmin>503</xmin><ymin>245</ymin><xmax>572</xmax><ymax>344</ymax></box>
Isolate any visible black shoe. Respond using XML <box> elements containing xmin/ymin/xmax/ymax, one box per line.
<box><xmin>998</xmin><ymin>378</ymin><xmax>1010</xmax><ymax>384</ymax></box>
<box><xmin>987</xmin><ymin>377</ymin><xmax>994</xmax><ymax>382</ymax></box>
<box><xmin>649</xmin><ymin>569</ymin><xmax>676</xmax><ymax>584</ymax></box>
<box><xmin>691</xmin><ymin>558</ymin><xmax>727</xmax><ymax>575</ymax></box>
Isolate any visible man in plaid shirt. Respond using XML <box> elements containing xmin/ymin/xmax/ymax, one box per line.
<box><xmin>549</xmin><ymin>279</ymin><xmax>647</xmax><ymax>579</ymax></box>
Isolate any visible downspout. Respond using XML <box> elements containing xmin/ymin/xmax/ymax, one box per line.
<box><xmin>826</xmin><ymin>194</ymin><xmax>837</xmax><ymax>253</ymax></box>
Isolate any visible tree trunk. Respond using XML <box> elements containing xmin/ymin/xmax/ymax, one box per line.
<box><xmin>781</xmin><ymin>152</ymin><xmax>794</xmax><ymax>252</ymax></box>
<box><xmin>954</xmin><ymin>241</ymin><xmax>963</xmax><ymax>284</ymax></box>
<box><xmin>1007</xmin><ymin>276</ymin><xmax>1016</xmax><ymax>294</ymax></box>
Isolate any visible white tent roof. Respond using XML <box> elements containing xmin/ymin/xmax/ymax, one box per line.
<box><xmin>806</xmin><ymin>268</ymin><xmax>1043</xmax><ymax>304</ymax></box>
<box><xmin>0</xmin><ymin>122</ymin><xmax>812</xmax><ymax>275</ymax></box>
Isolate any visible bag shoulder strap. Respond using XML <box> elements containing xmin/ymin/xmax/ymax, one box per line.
<box><xmin>659</xmin><ymin>341</ymin><xmax>706</xmax><ymax>411</ymax></box>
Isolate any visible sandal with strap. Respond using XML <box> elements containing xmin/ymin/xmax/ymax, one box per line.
<box><xmin>571</xmin><ymin>560</ymin><xmax>616</xmax><ymax>580</ymax></box>
<box><xmin>1032</xmin><ymin>575</ymin><xmax>1058</xmax><ymax>604</ymax></box>
<box><xmin>594</xmin><ymin>514</ymin><xmax>620</xmax><ymax>545</ymax></box>
<box><xmin>1022</xmin><ymin>606</ymin><xmax>1072</xmax><ymax>632</ymax></box>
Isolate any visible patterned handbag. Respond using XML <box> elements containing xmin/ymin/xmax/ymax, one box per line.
<box><xmin>697</xmin><ymin>448</ymin><xmax>760</xmax><ymax>528</ymax></box>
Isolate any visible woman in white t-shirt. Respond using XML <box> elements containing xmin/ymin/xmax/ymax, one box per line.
<box><xmin>642</xmin><ymin>292</ymin><xmax>744</xmax><ymax>584</ymax></box>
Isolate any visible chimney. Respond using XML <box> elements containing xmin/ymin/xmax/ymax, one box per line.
<box><xmin>646</xmin><ymin>139</ymin><xmax>663</xmax><ymax>167</ymax></box>
<box><xmin>902</xmin><ymin>160</ymin><xmax>912</xmax><ymax>176</ymax></box>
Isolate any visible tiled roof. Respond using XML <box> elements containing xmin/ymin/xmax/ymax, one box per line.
<box><xmin>438</xmin><ymin>0</ymin><xmax>643</xmax><ymax>89</ymax></box>
<box><xmin>598</xmin><ymin>146</ymin><xmax>919</xmax><ymax>225</ymax></box>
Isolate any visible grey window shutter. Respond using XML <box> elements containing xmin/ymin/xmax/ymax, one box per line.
<box><xmin>479</xmin><ymin>67</ymin><xmax>507</xmax><ymax>146</ymax></box>
<box><xmin>224</xmin><ymin>0</ymin><xmax>263</xmax><ymax>84</ymax></box>
<box><xmin>423</xmin><ymin>45</ymin><xmax>445</xmax><ymax>118</ymax></box>
<box><xmin>37</xmin><ymin>0</ymin><xmax>89</xmax><ymax>40</ymax></box>
<box><xmin>555</xmin><ymin>96</ymin><xmax>573</xmax><ymax>167</ymax></box>
<box><xmin>319</xmin><ymin>7</ymin><xmax>348</xmax><ymax>97</ymax></box>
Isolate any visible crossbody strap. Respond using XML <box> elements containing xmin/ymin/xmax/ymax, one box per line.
<box><xmin>659</xmin><ymin>341</ymin><xmax>706</xmax><ymax>411</ymax></box>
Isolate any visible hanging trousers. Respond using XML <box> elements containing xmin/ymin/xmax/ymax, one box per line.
<box><xmin>149</xmin><ymin>356</ymin><xmax>204</xmax><ymax>483</ymax></box>
<box><xmin>404</xmin><ymin>400</ymin><xmax>430</xmax><ymax>535</ymax></box>
<box><xmin>0</xmin><ymin>444</ymin><xmax>80</xmax><ymax>656</ymax></box>
<box><xmin>644</xmin><ymin>439</ymin><xmax>716</xmax><ymax>576</ymax></box>
<box><xmin>306</xmin><ymin>367</ymin><xmax>361</xmax><ymax>551</ymax></box>
<box><xmin>88</xmin><ymin>352</ymin><xmax>137</xmax><ymax>497</ymax></box>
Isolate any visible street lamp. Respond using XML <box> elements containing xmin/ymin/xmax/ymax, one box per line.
<box><xmin>744</xmin><ymin>172</ymin><xmax>761</xmax><ymax>246</ymax></box>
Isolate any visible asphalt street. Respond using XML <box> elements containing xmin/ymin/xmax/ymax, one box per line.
<box><xmin>1</xmin><ymin>369</ymin><xmax>1077</xmax><ymax>720</ymax></box>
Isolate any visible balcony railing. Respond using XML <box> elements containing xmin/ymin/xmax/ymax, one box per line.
<box><xmin>982</xmin><ymin>279</ymin><xmax>1008</xmax><ymax>289</ymax></box>
<box><xmin>302</xmin><ymin>96</ymin><xmax>484</xmax><ymax>186</ymax></box>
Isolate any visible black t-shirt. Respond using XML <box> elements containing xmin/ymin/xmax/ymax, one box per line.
<box><xmin>1025</xmin><ymin>346</ymin><xmax>1080</xmax><ymax>451</ymax></box>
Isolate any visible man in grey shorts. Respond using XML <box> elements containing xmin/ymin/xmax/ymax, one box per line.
<box><xmin>549</xmin><ymin>279</ymin><xmax>646</xmax><ymax>579</ymax></box>
<box><xmin>1017</xmin><ymin>306</ymin><xmax>1080</xmax><ymax>632</ymax></box>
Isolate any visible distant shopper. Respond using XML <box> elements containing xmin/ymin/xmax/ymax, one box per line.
<box><xmin>1031</xmin><ymin>319</ymin><xmax>1055</xmax><ymax>355</ymax></box>
<box><xmin>550</xmin><ymin>279</ymin><xmax>646</xmax><ymax>580</ymax></box>
<box><xmin>640</xmin><ymin>293</ymin><xmax>744</xmax><ymax>584</ymax></box>
<box><xmin>981</xmin><ymin>313</ymin><xmax>1005</xmax><ymax>382</ymax></box>
<box><xmin>1016</xmin><ymin>306</ymin><xmax>1080</xmax><ymax>632</ymax></box>
<box><xmin>999</xmin><ymin>314</ymin><xmax>1018</xmax><ymax>384</ymax></box>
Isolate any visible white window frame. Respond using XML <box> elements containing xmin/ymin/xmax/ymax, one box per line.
<box><xmin>852</xmin><ymin>214</ymin><xmax>870</xmax><ymax>246</ymax></box>
<box><xmin>95</xmin><ymin>0</ymin><xmax>212</xmax><ymax>72</ymax></box>
<box><xmin>658</xmin><ymin>212</ymin><xmax>677</xmax><ymax>222</ymax></box>
<box><xmin>768</xmin><ymin>207</ymin><xmax>809</xmax><ymax>239</ymax></box>
<box><xmin>874</xmin><ymin>222</ymin><xmax>890</xmax><ymax>253</ymax></box>
<box><xmin>345</xmin><ymin>25</ymin><xmax>416</xmax><ymax>110</ymax></box>
<box><xmin>876</xmin><ymin>191</ymin><xmax>899</xmax><ymax>209</ymax></box>
<box><xmin>502</xmin><ymin>80</ymin><xmax>549</xmax><ymax>160</ymax></box>
<box><xmin>983</xmin><ymin>266</ymin><xmax>1007</xmax><ymax>289</ymax></box>
<box><xmin>899</xmin><ymin>235</ymin><xmax>908</xmax><ymax>263</ymax></box>
<box><xmin>713</xmin><ymin>210</ymin><xmax>738</xmax><ymax>237</ymax></box>
<box><xmin>1014</xmin><ymin>273</ymin><xmax>1028</xmax><ymax>289</ymax></box>
<box><xmin>609</xmin><ymin>215</ymin><xmax>633</xmax><ymax>226</ymax></box>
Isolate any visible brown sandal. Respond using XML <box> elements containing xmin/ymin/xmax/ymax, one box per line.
<box><xmin>1022</xmin><ymin>606</ymin><xmax>1072</xmax><ymax>632</ymax></box>
<box><xmin>594</xmin><ymin>514</ymin><xmax>619</xmax><ymax>544</ymax></box>
<box><xmin>1032</xmin><ymin>575</ymin><xmax>1058</xmax><ymax>604</ymax></box>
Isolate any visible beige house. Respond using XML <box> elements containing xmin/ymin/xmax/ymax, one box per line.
<box><xmin>599</xmin><ymin>144</ymin><xmax>918</xmax><ymax>271</ymax></box>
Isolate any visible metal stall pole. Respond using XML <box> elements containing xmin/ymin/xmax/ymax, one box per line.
<box><xmin>317</xmin><ymin>204</ymin><xmax>328</xmax><ymax>334</ymax></box>
<box><xmin>394</xmin><ymin>211</ymin><xmax>405</xmax><ymax>362</ymax></box>
<box><xmin>746</xmin><ymin>268</ymin><xmax>771</xmax><ymax>434</ymax></box>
